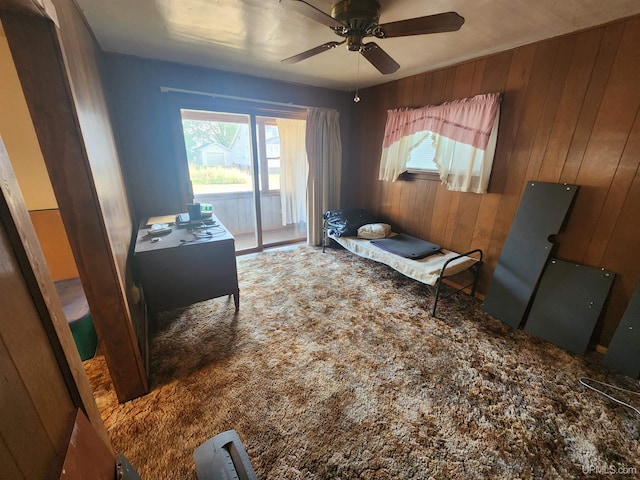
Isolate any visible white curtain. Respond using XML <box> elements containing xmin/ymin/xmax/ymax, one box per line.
<box><xmin>276</xmin><ymin>118</ymin><xmax>307</xmax><ymax>225</ymax></box>
<box><xmin>379</xmin><ymin>93</ymin><xmax>501</xmax><ymax>193</ymax></box>
<box><xmin>379</xmin><ymin>129</ymin><xmax>426</xmax><ymax>182</ymax></box>
<box><xmin>306</xmin><ymin>107</ymin><xmax>342</xmax><ymax>246</ymax></box>
<box><xmin>434</xmin><ymin>110</ymin><xmax>500</xmax><ymax>193</ymax></box>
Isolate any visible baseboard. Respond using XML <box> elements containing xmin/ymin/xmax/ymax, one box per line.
<box><xmin>444</xmin><ymin>279</ymin><xmax>608</xmax><ymax>355</ymax></box>
<box><xmin>441</xmin><ymin>278</ymin><xmax>485</xmax><ymax>300</ymax></box>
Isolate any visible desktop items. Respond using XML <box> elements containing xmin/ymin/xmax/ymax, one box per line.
<box><xmin>176</xmin><ymin>204</ymin><xmax>216</xmax><ymax>227</ymax></box>
<box><xmin>200</xmin><ymin>203</ymin><xmax>213</xmax><ymax>218</ymax></box>
<box><xmin>187</xmin><ymin>203</ymin><xmax>202</xmax><ymax>222</ymax></box>
<box><xmin>176</xmin><ymin>212</ymin><xmax>191</xmax><ymax>225</ymax></box>
<box><xmin>134</xmin><ymin>213</ymin><xmax>239</xmax><ymax>313</ymax></box>
<box><xmin>148</xmin><ymin>223</ymin><xmax>172</xmax><ymax>236</ymax></box>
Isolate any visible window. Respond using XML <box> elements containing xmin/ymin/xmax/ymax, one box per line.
<box><xmin>263</xmin><ymin>122</ymin><xmax>281</xmax><ymax>190</ymax></box>
<box><xmin>176</xmin><ymin>105</ymin><xmax>308</xmax><ymax>252</ymax></box>
<box><xmin>379</xmin><ymin>93</ymin><xmax>501</xmax><ymax>194</ymax></box>
<box><xmin>181</xmin><ymin>111</ymin><xmax>291</xmax><ymax>195</ymax></box>
<box><xmin>406</xmin><ymin>133</ymin><xmax>438</xmax><ymax>173</ymax></box>
<box><xmin>181</xmin><ymin>111</ymin><xmax>253</xmax><ymax>194</ymax></box>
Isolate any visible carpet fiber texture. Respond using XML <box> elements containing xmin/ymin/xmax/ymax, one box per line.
<box><xmin>84</xmin><ymin>245</ymin><xmax>640</xmax><ymax>479</ymax></box>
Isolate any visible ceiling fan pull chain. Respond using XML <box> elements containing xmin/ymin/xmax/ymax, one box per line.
<box><xmin>354</xmin><ymin>54</ymin><xmax>361</xmax><ymax>103</ymax></box>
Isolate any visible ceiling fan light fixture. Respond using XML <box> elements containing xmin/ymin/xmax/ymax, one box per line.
<box><xmin>346</xmin><ymin>34</ymin><xmax>365</xmax><ymax>51</ymax></box>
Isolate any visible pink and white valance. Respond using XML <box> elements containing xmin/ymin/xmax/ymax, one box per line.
<box><xmin>379</xmin><ymin>93</ymin><xmax>501</xmax><ymax>193</ymax></box>
<box><xmin>382</xmin><ymin>93</ymin><xmax>500</xmax><ymax>150</ymax></box>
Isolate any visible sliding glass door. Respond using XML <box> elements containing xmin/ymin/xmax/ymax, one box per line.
<box><xmin>179</xmin><ymin>107</ymin><xmax>307</xmax><ymax>253</ymax></box>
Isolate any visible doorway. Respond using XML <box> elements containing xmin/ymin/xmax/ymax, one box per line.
<box><xmin>179</xmin><ymin>107</ymin><xmax>308</xmax><ymax>253</ymax></box>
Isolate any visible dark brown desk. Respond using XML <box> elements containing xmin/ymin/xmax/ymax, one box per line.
<box><xmin>133</xmin><ymin>215</ymin><xmax>239</xmax><ymax>314</ymax></box>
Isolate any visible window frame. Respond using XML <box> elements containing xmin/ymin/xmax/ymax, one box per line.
<box><xmin>378</xmin><ymin>93</ymin><xmax>501</xmax><ymax>194</ymax></box>
<box><xmin>404</xmin><ymin>131</ymin><xmax>440</xmax><ymax>181</ymax></box>
<box><xmin>403</xmin><ymin>169</ymin><xmax>441</xmax><ymax>181</ymax></box>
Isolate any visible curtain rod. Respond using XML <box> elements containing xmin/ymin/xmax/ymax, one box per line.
<box><xmin>159</xmin><ymin>86</ymin><xmax>311</xmax><ymax>110</ymax></box>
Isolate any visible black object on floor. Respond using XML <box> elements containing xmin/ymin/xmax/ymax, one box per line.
<box><xmin>604</xmin><ymin>282</ymin><xmax>640</xmax><ymax>378</ymax></box>
<box><xmin>116</xmin><ymin>453</ymin><xmax>143</xmax><ymax>480</ymax></box>
<box><xmin>482</xmin><ymin>181</ymin><xmax>578</xmax><ymax>328</ymax></box>
<box><xmin>524</xmin><ymin>259</ymin><xmax>615</xmax><ymax>355</ymax></box>
<box><xmin>194</xmin><ymin>430</ymin><xmax>257</xmax><ymax>480</ymax></box>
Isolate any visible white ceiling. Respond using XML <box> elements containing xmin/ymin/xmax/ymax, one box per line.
<box><xmin>73</xmin><ymin>0</ymin><xmax>640</xmax><ymax>91</ymax></box>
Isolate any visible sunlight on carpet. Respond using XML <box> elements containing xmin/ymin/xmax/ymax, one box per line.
<box><xmin>84</xmin><ymin>245</ymin><xmax>640</xmax><ymax>479</ymax></box>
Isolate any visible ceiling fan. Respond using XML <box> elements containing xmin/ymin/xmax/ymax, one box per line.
<box><xmin>280</xmin><ymin>0</ymin><xmax>465</xmax><ymax>74</ymax></box>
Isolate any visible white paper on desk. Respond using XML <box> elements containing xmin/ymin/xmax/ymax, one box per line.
<box><xmin>150</xmin><ymin>223</ymin><xmax>170</xmax><ymax>231</ymax></box>
<box><xmin>148</xmin><ymin>223</ymin><xmax>172</xmax><ymax>236</ymax></box>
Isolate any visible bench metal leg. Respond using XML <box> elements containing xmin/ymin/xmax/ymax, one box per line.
<box><xmin>431</xmin><ymin>249</ymin><xmax>483</xmax><ymax>317</ymax></box>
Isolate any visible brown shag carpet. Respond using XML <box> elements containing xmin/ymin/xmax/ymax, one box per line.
<box><xmin>84</xmin><ymin>245</ymin><xmax>640</xmax><ymax>479</ymax></box>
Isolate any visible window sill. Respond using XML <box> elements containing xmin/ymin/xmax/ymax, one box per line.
<box><xmin>399</xmin><ymin>170</ymin><xmax>440</xmax><ymax>181</ymax></box>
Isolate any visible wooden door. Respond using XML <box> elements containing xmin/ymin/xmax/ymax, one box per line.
<box><xmin>1</xmin><ymin>0</ymin><xmax>148</xmax><ymax>402</ymax></box>
<box><xmin>0</xmin><ymin>134</ymin><xmax>110</xmax><ymax>478</ymax></box>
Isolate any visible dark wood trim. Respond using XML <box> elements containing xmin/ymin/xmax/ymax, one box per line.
<box><xmin>0</xmin><ymin>134</ymin><xmax>111</xmax><ymax>456</ymax></box>
<box><xmin>2</xmin><ymin>7</ymin><xmax>148</xmax><ymax>401</ymax></box>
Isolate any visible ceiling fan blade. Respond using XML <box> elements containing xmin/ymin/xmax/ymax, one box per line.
<box><xmin>360</xmin><ymin>42</ymin><xmax>400</xmax><ymax>74</ymax></box>
<box><xmin>280</xmin><ymin>0</ymin><xmax>344</xmax><ymax>28</ymax></box>
<box><xmin>281</xmin><ymin>41</ymin><xmax>344</xmax><ymax>64</ymax></box>
<box><xmin>378</xmin><ymin>12</ymin><xmax>465</xmax><ymax>37</ymax></box>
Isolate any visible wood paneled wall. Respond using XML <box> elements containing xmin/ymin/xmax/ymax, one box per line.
<box><xmin>104</xmin><ymin>54</ymin><xmax>353</xmax><ymax>221</ymax></box>
<box><xmin>347</xmin><ymin>15</ymin><xmax>640</xmax><ymax>347</ymax></box>
<box><xmin>30</xmin><ymin>209</ymin><xmax>79</xmax><ymax>281</ymax></box>
<box><xmin>0</xmin><ymin>133</ymin><xmax>110</xmax><ymax>478</ymax></box>
<box><xmin>1</xmin><ymin>179</ymin><xmax>77</xmax><ymax>480</ymax></box>
<box><xmin>1</xmin><ymin>0</ymin><xmax>148</xmax><ymax>402</ymax></box>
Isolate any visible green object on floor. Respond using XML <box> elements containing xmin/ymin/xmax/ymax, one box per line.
<box><xmin>69</xmin><ymin>313</ymin><xmax>98</xmax><ymax>361</ymax></box>
<box><xmin>54</xmin><ymin>278</ymin><xmax>98</xmax><ymax>361</ymax></box>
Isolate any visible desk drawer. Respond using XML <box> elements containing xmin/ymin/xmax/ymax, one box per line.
<box><xmin>135</xmin><ymin>238</ymin><xmax>238</xmax><ymax>313</ymax></box>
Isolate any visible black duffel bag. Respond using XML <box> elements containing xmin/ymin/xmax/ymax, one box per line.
<box><xmin>323</xmin><ymin>209</ymin><xmax>379</xmax><ymax>237</ymax></box>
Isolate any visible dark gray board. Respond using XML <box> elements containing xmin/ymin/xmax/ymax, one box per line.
<box><xmin>482</xmin><ymin>181</ymin><xmax>579</xmax><ymax>328</ymax></box>
<box><xmin>524</xmin><ymin>259</ymin><xmax>615</xmax><ymax>355</ymax></box>
<box><xmin>370</xmin><ymin>233</ymin><xmax>441</xmax><ymax>259</ymax></box>
<box><xmin>604</xmin><ymin>282</ymin><xmax>640</xmax><ymax>378</ymax></box>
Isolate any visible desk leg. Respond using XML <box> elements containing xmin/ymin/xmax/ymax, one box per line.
<box><xmin>233</xmin><ymin>290</ymin><xmax>240</xmax><ymax>311</ymax></box>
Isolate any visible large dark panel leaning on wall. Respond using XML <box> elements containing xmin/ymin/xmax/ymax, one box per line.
<box><xmin>482</xmin><ymin>181</ymin><xmax>578</xmax><ymax>328</ymax></box>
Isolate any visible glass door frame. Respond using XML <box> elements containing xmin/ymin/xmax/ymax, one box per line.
<box><xmin>166</xmin><ymin>92</ymin><xmax>307</xmax><ymax>255</ymax></box>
